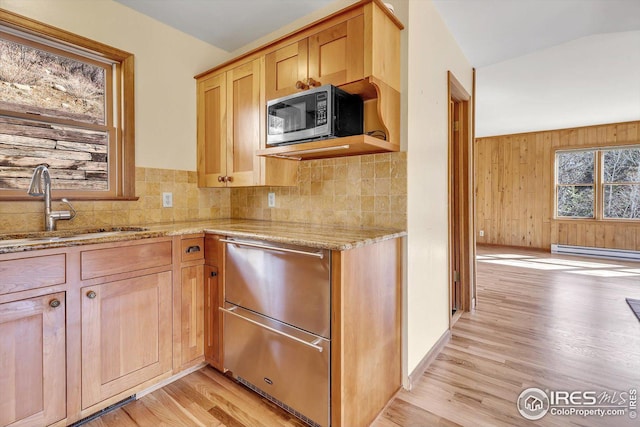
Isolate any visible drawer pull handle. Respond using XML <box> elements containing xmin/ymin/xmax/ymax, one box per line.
<box><xmin>86</xmin><ymin>290</ymin><xmax>97</xmax><ymax>299</ymax></box>
<box><xmin>49</xmin><ymin>299</ymin><xmax>61</xmax><ymax>308</ymax></box>
<box><xmin>221</xmin><ymin>306</ymin><xmax>324</xmax><ymax>353</ymax></box>
<box><xmin>186</xmin><ymin>245</ymin><xmax>201</xmax><ymax>254</ymax></box>
<box><xmin>210</xmin><ymin>271</ymin><xmax>218</xmax><ymax>277</ymax></box>
<box><xmin>220</xmin><ymin>239</ymin><xmax>324</xmax><ymax>259</ymax></box>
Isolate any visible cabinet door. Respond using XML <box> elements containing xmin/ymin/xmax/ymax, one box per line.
<box><xmin>308</xmin><ymin>15</ymin><xmax>364</xmax><ymax>88</ymax></box>
<box><xmin>265</xmin><ymin>39</ymin><xmax>308</xmax><ymax>100</ymax></box>
<box><xmin>204</xmin><ymin>265</ymin><xmax>222</xmax><ymax>370</ymax></box>
<box><xmin>226</xmin><ymin>59</ymin><xmax>262</xmax><ymax>186</ymax></box>
<box><xmin>197</xmin><ymin>72</ymin><xmax>227</xmax><ymax>187</ymax></box>
<box><xmin>81</xmin><ymin>271</ymin><xmax>172</xmax><ymax>409</ymax></box>
<box><xmin>181</xmin><ymin>265</ymin><xmax>204</xmax><ymax>366</ymax></box>
<box><xmin>0</xmin><ymin>292</ymin><xmax>66</xmax><ymax>427</ymax></box>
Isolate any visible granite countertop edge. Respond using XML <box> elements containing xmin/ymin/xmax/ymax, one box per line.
<box><xmin>0</xmin><ymin>219</ymin><xmax>407</xmax><ymax>254</ymax></box>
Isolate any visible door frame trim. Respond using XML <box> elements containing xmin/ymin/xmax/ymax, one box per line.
<box><xmin>447</xmin><ymin>71</ymin><xmax>474</xmax><ymax>327</ymax></box>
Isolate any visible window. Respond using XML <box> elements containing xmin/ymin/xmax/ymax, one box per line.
<box><xmin>603</xmin><ymin>147</ymin><xmax>640</xmax><ymax>219</ymax></box>
<box><xmin>0</xmin><ymin>10</ymin><xmax>135</xmax><ymax>200</ymax></box>
<box><xmin>555</xmin><ymin>146</ymin><xmax>640</xmax><ymax>220</ymax></box>
<box><xmin>556</xmin><ymin>150</ymin><xmax>595</xmax><ymax>218</ymax></box>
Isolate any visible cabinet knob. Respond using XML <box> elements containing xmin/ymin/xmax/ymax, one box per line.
<box><xmin>49</xmin><ymin>299</ymin><xmax>61</xmax><ymax>308</ymax></box>
<box><xmin>226</xmin><ymin>176</ymin><xmax>233</xmax><ymax>183</ymax></box>
<box><xmin>86</xmin><ymin>290</ymin><xmax>97</xmax><ymax>299</ymax></box>
<box><xmin>217</xmin><ymin>176</ymin><xmax>225</xmax><ymax>183</ymax></box>
<box><xmin>307</xmin><ymin>78</ymin><xmax>320</xmax><ymax>87</ymax></box>
<box><xmin>295</xmin><ymin>80</ymin><xmax>309</xmax><ymax>90</ymax></box>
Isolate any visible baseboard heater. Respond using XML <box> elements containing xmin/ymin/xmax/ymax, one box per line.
<box><xmin>551</xmin><ymin>244</ymin><xmax>640</xmax><ymax>262</ymax></box>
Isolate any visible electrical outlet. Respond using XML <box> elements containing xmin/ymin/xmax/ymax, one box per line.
<box><xmin>268</xmin><ymin>192</ymin><xmax>276</xmax><ymax>208</ymax></box>
<box><xmin>479</xmin><ymin>230</ymin><xmax>485</xmax><ymax>237</ymax></box>
<box><xmin>162</xmin><ymin>192</ymin><xmax>173</xmax><ymax>208</ymax></box>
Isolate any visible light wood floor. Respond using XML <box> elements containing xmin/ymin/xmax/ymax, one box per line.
<box><xmin>376</xmin><ymin>245</ymin><xmax>640</xmax><ymax>427</ymax></box>
<box><xmin>86</xmin><ymin>246</ymin><xmax>640</xmax><ymax>427</ymax></box>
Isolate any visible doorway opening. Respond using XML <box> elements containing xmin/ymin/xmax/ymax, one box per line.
<box><xmin>448</xmin><ymin>71</ymin><xmax>473</xmax><ymax>326</ymax></box>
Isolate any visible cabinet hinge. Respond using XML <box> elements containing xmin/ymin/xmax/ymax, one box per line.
<box><xmin>453</xmin><ymin>121</ymin><xmax>459</xmax><ymax>132</ymax></box>
<box><xmin>453</xmin><ymin>270</ymin><xmax>460</xmax><ymax>282</ymax></box>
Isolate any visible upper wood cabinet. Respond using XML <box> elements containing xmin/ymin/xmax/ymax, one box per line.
<box><xmin>197</xmin><ymin>58</ymin><xmax>298</xmax><ymax>188</ymax></box>
<box><xmin>265</xmin><ymin>40</ymin><xmax>308</xmax><ymax>100</ymax></box>
<box><xmin>197</xmin><ymin>60</ymin><xmax>260</xmax><ymax>187</ymax></box>
<box><xmin>196</xmin><ymin>0</ymin><xmax>403</xmax><ymax>164</ymax></box>
<box><xmin>265</xmin><ymin>15</ymin><xmax>364</xmax><ymax>100</ymax></box>
<box><xmin>197</xmin><ymin>72</ymin><xmax>226</xmax><ymax>187</ymax></box>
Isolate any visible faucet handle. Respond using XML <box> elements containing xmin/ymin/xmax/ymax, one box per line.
<box><xmin>60</xmin><ymin>198</ymin><xmax>77</xmax><ymax>220</ymax></box>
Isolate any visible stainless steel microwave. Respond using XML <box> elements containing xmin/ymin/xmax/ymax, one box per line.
<box><xmin>266</xmin><ymin>84</ymin><xmax>363</xmax><ymax>146</ymax></box>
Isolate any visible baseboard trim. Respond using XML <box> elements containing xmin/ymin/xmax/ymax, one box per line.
<box><xmin>136</xmin><ymin>362</ymin><xmax>207</xmax><ymax>399</ymax></box>
<box><xmin>407</xmin><ymin>330</ymin><xmax>451</xmax><ymax>390</ymax></box>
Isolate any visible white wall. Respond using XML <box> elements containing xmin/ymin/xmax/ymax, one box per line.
<box><xmin>0</xmin><ymin>0</ymin><xmax>228</xmax><ymax>171</ymax></box>
<box><xmin>405</xmin><ymin>0</ymin><xmax>472</xmax><ymax>375</ymax></box>
<box><xmin>476</xmin><ymin>31</ymin><xmax>640</xmax><ymax>137</ymax></box>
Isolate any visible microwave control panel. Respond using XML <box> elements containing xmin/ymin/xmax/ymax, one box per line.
<box><xmin>316</xmin><ymin>92</ymin><xmax>327</xmax><ymax>126</ymax></box>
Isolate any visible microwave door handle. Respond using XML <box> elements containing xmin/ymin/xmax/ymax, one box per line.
<box><xmin>221</xmin><ymin>306</ymin><xmax>324</xmax><ymax>353</ymax></box>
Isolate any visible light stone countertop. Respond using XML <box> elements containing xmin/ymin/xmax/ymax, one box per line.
<box><xmin>0</xmin><ymin>219</ymin><xmax>406</xmax><ymax>254</ymax></box>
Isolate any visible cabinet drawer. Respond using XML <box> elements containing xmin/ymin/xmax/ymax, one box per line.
<box><xmin>0</xmin><ymin>254</ymin><xmax>66</xmax><ymax>295</ymax></box>
<box><xmin>81</xmin><ymin>241</ymin><xmax>172</xmax><ymax>280</ymax></box>
<box><xmin>223</xmin><ymin>304</ymin><xmax>329</xmax><ymax>427</ymax></box>
<box><xmin>181</xmin><ymin>237</ymin><xmax>204</xmax><ymax>262</ymax></box>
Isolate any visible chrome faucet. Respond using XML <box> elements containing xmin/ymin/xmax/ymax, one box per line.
<box><xmin>27</xmin><ymin>164</ymin><xmax>76</xmax><ymax>231</ymax></box>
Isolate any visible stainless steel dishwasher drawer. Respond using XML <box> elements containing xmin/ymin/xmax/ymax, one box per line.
<box><xmin>222</xmin><ymin>238</ymin><xmax>331</xmax><ymax>338</ymax></box>
<box><xmin>222</xmin><ymin>304</ymin><xmax>330</xmax><ymax>427</ymax></box>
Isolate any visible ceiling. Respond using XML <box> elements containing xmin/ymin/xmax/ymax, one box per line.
<box><xmin>433</xmin><ymin>0</ymin><xmax>640</xmax><ymax>67</ymax></box>
<box><xmin>114</xmin><ymin>0</ymin><xmax>335</xmax><ymax>52</ymax></box>
<box><xmin>114</xmin><ymin>0</ymin><xmax>640</xmax><ymax>66</ymax></box>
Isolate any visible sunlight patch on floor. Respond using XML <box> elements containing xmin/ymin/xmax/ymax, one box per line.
<box><xmin>488</xmin><ymin>254</ymin><xmax>534</xmax><ymax>259</ymax></box>
<box><xmin>477</xmin><ymin>253</ymin><xmax>640</xmax><ymax>276</ymax></box>
<box><xmin>566</xmin><ymin>269</ymin><xmax>639</xmax><ymax>277</ymax></box>
<box><xmin>526</xmin><ymin>258</ymin><xmax>620</xmax><ymax>268</ymax></box>
<box><xmin>480</xmin><ymin>259</ymin><xmax>578</xmax><ymax>270</ymax></box>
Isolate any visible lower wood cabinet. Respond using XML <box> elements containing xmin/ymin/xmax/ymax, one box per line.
<box><xmin>180</xmin><ymin>264</ymin><xmax>205</xmax><ymax>366</ymax></box>
<box><xmin>80</xmin><ymin>271</ymin><xmax>173</xmax><ymax>409</ymax></box>
<box><xmin>173</xmin><ymin>235</ymin><xmax>206</xmax><ymax>371</ymax></box>
<box><xmin>204</xmin><ymin>264</ymin><xmax>222</xmax><ymax>370</ymax></box>
<box><xmin>0</xmin><ymin>292</ymin><xmax>66</xmax><ymax>427</ymax></box>
<box><xmin>204</xmin><ymin>234</ymin><xmax>223</xmax><ymax>371</ymax></box>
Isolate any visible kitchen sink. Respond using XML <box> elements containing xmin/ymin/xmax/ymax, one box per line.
<box><xmin>0</xmin><ymin>227</ymin><xmax>150</xmax><ymax>248</ymax></box>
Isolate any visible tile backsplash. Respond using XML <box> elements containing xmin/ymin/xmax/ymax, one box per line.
<box><xmin>0</xmin><ymin>168</ymin><xmax>230</xmax><ymax>233</ymax></box>
<box><xmin>0</xmin><ymin>152</ymin><xmax>406</xmax><ymax>233</ymax></box>
<box><xmin>231</xmin><ymin>152</ymin><xmax>406</xmax><ymax>230</ymax></box>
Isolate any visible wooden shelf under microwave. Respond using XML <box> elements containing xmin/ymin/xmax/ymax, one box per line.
<box><xmin>256</xmin><ymin>135</ymin><xmax>399</xmax><ymax>160</ymax></box>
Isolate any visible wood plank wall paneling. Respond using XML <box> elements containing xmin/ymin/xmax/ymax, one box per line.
<box><xmin>475</xmin><ymin>120</ymin><xmax>640</xmax><ymax>250</ymax></box>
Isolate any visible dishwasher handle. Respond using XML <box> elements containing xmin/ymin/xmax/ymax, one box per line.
<box><xmin>220</xmin><ymin>306</ymin><xmax>324</xmax><ymax>353</ymax></box>
<box><xmin>220</xmin><ymin>238</ymin><xmax>324</xmax><ymax>259</ymax></box>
